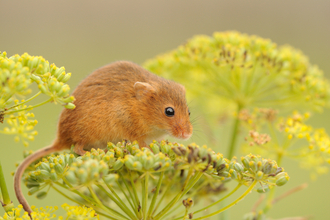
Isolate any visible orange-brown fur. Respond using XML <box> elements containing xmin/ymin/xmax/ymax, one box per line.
<box><xmin>14</xmin><ymin>61</ymin><xmax>193</xmax><ymax>213</ymax></box>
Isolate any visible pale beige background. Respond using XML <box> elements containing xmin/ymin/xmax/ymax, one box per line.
<box><xmin>1</xmin><ymin>1</ymin><xmax>330</xmax><ymax>219</ymax></box>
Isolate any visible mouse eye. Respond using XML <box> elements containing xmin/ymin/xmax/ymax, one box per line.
<box><xmin>165</xmin><ymin>107</ymin><xmax>175</xmax><ymax>117</ymax></box>
<box><xmin>188</xmin><ymin>109</ymin><xmax>191</xmax><ymax>116</ymax></box>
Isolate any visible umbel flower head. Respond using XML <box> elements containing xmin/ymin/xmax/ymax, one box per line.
<box><xmin>22</xmin><ymin>141</ymin><xmax>289</xmax><ymax>220</ymax></box>
<box><xmin>241</xmin><ymin>109</ymin><xmax>330</xmax><ymax>179</ymax></box>
<box><xmin>144</xmin><ymin>31</ymin><xmax>330</xmax><ymax>113</ymax></box>
<box><xmin>1</xmin><ymin>51</ymin><xmax>76</xmax><ymax>146</ymax></box>
<box><xmin>0</xmin><ymin>204</ymin><xmax>99</xmax><ymax>220</ymax></box>
<box><xmin>0</xmin><ymin>51</ymin><xmax>75</xmax><ymax>110</ymax></box>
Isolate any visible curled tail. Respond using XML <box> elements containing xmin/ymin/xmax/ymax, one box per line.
<box><xmin>14</xmin><ymin>145</ymin><xmax>58</xmax><ymax>213</ymax></box>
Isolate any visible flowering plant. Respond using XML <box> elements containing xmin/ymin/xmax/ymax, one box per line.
<box><xmin>1</xmin><ymin>31</ymin><xmax>328</xmax><ymax>219</ymax></box>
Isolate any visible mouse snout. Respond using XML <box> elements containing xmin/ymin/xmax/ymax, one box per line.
<box><xmin>181</xmin><ymin>131</ymin><xmax>192</xmax><ymax>140</ymax></box>
<box><xmin>171</xmin><ymin>120</ymin><xmax>193</xmax><ymax>140</ymax></box>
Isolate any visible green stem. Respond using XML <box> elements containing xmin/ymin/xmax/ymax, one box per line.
<box><xmin>227</xmin><ymin>104</ymin><xmax>243</xmax><ymax>159</ymax></box>
<box><xmin>173</xmin><ymin>183</ymin><xmax>242</xmax><ymax>220</ymax></box>
<box><xmin>116</xmin><ymin>179</ymin><xmax>135</xmax><ymax>211</ymax></box>
<box><xmin>52</xmin><ymin>185</ymin><xmax>85</xmax><ymax>206</ymax></box>
<box><xmin>0</xmin><ymin>161</ymin><xmax>14</xmax><ymax>212</ymax></box>
<box><xmin>59</xmin><ymin>179</ymin><xmax>94</xmax><ymax>204</ymax></box>
<box><xmin>147</xmin><ymin>172</ymin><xmax>164</xmax><ymax>219</ymax></box>
<box><xmin>193</xmin><ymin>180</ymin><xmax>257</xmax><ymax>220</ymax></box>
<box><xmin>52</xmin><ymin>184</ymin><xmax>118</xmax><ymax>220</ymax></box>
<box><xmin>142</xmin><ymin>172</ymin><xmax>149</xmax><ymax>219</ymax></box>
<box><xmin>117</xmin><ymin>174</ymin><xmax>141</xmax><ymax>218</ymax></box>
<box><xmin>4</xmin><ymin>98</ymin><xmax>52</xmax><ymax>115</ymax></box>
<box><xmin>154</xmin><ymin>171</ymin><xmax>203</xmax><ymax>220</ymax></box>
<box><xmin>129</xmin><ymin>171</ymin><xmax>141</xmax><ymax>213</ymax></box>
<box><xmin>152</xmin><ymin>171</ymin><xmax>180</xmax><ymax>216</ymax></box>
<box><xmin>6</xmin><ymin>91</ymin><xmax>42</xmax><ymax>110</ymax></box>
<box><xmin>97</xmin><ymin>184</ymin><xmax>137</xmax><ymax>220</ymax></box>
<box><xmin>103</xmin><ymin>179</ymin><xmax>136</xmax><ymax>217</ymax></box>
<box><xmin>87</xmin><ymin>185</ymin><xmax>129</xmax><ymax>220</ymax></box>
<box><xmin>262</xmin><ymin>152</ymin><xmax>283</xmax><ymax>214</ymax></box>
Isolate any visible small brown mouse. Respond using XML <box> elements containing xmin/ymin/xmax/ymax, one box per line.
<box><xmin>14</xmin><ymin>61</ymin><xmax>193</xmax><ymax>213</ymax></box>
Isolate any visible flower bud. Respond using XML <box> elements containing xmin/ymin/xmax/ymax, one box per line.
<box><xmin>65</xmin><ymin>171</ymin><xmax>77</xmax><ymax>185</ymax></box>
<box><xmin>257</xmin><ymin>185</ymin><xmax>270</xmax><ymax>193</ymax></box>
<box><xmin>28</xmin><ymin>186</ymin><xmax>40</xmax><ymax>195</ymax></box>
<box><xmin>39</xmin><ymin>170</ymin><xmax>50</xmax><ymax>178</ymax></box>
<box><xmin>55</xmin><ymin>163</ymin><xmax>64</xmax><ymax>174</ymax></box>
<box><xmin>132</xmin><ymin>161</ymin><xmax>143</xmax><ymax>171</ymax></box>
<box><xmin>60</xmin><ymin>72</ymin><xmax>72</xmax><ymax>83</ymax></box>
<box><xmin>64</xmin><ymin>103</ymin><xmax>76</xmax><ymax>109</ymax></box>
<box><xmin>150</xmin><ymin>143</ymin><xmax>160</xmax><ymax>154</ymax></box>
<box><xmin>234</xmin><ymin>163</ymin><xmax>244</xmax><ymax>172</ymax></box>
<box><xmin>113</xmin><ymin>159</ymin><xmax>124</xmax><ymax>170</ymax></box>
<box><xmin>241</xmin><ymin>157</ymin><xmax>250</xmax><ymax>169</ymax></box>
<box><xmin>143</xmin><ymin>156</ymin><xmax>154</xmax><ymax>170</ymax></box>
<box><xmin>38</xmin><ymin>84</ymin><xmax>48</xmax><ymax>94</ymax></box>
<box><xmin>36</xmin><ymin>191</ymin><xmax>47</xmax><ymax>199</ymax></box>
<box><xmin>229</xmin><ymin>169</ymin><xmax>238</xmax><ymax>179</ymax></box>
<box><xmin>39</xmin><ymin>162</ymin><xmax>51</xmax><ymax>172</ymax></box>
<box><xmin>50</xmin><ymin>169</ymin><xmax>58</xmax><ymax>181</ymax></box>
<box><xmin>77</xmin><ymin>168</ymin><xmax>88</xmax><ymax>183</ymax></box>
<box><xmin>276</xmin><ymin>176</ymin><xmax>289</xmax><ymax>186</ymax></box>
<box><xmin>255</xmin><ymin>171</ymin><xmax>264</xmax><ymax>180</ymax></box>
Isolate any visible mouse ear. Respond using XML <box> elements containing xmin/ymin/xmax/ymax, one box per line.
<box><xmin>134</xmin><ymin>82</ymin><xmax>156</xmax><ymax>100</ymax></box>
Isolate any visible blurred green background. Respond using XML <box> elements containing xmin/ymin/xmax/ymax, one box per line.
<box><xmin>1</xmin><ymin>0</ymin><xmax>330</xmax><ymax>219</ymax></box>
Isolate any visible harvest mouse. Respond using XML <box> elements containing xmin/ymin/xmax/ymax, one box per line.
<box><xmin>14</xmin><ymin>61</ymin><xmax>193</xmax><ymax>213</ymax></box>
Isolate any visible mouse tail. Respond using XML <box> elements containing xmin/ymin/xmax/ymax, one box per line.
<box><xmin>14</xmin><ymin>142</ymin><xmax>60</xmax><ymax>214</ymax></box>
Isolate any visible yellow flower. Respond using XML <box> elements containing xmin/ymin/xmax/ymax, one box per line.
<box><xmin>62</xmin><ymin>204</ymin><xmax>99</xmax><ymax>220</ymax></box>
<box><xmin>144</xmin><ymin>31</ymin><xmax>330</xmax><ymax>125</ymax></box>
<box><xmin>1</xmin><ymin>104</ymin><xmax>38</xmax><ymax>146</ymax></box>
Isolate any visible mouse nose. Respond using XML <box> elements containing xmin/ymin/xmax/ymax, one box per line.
<box><xmin>181</xmin><ymin>131</ymin><xmax>192</xmax><ymax>140</ymax></box>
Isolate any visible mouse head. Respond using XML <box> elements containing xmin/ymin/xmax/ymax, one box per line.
<box><xmin>134</xmin><ymin>80</ymin><xmax>193</xmax><ymax>140</ymax></box>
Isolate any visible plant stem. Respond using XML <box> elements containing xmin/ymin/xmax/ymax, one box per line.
<box><xmin>52</xmin><ymin>185</ymin><xmax>85</xmax><ymax>206</ymax></box>
<box><xmin>102</xmin><ymin>178</ymin><xmax>136</xmax><ymax>216</ymax></box>
<box><xmin>152</xmin><ymin>171</ymin><xmax>180</xmax><ymax>216</ymax></box>
<box><xmin>154</xmin><ymin>171</ymin><xmax>203</xmax><ymax>220</ymax></box>
<box><xmin>87</xmin><ymin>185</ymin><xmax>129</xmax><ymax>220</ymax></box>
<box><xmin>227</xmin><ymin>103</ymin><xmax>243</xmax><ymax>159</ymax></box>
<box><xmin>193</xmin><ymin>180</ymin><xmax>257</xmax><ymax>220</ymax></box>
<box><xmin>0</xmin><ymin>161</ymin><xmax>14</xmax><ymax>212</ymax></box>
<box><xmin>97</xmin><ymin>184</ymin><xmax>138</xmax><ymax>220</ymax></box>
<box><xmin>142</xmin><ymin>172</ymin><xmax>149</xmax><ymax>219</ymax></box>
<box><xmin>4</xmin><ymin>98</ymin><xmax>52</xmax><ymax>115</ymax></box>
<box><xmin>147</xmin><ymin>172</ymin><xmax>164</xmax><ymax>219</ymax></box>
<box><xmin>263</xmin><ymin>151</ymin><xmax>283</xmax><ymax>214</ymax></box>
<box><xmin>52</xmin><ymin>185</ymin><xmax>117</xmax><ymax>220</ymax></box>
<box><xmin>6</xmin><ymin>91</ymin><xmax>41</xmax><ymax>110</ymax></box>
<box><xmin>117</xmin><ymin>173</ymin><xmax>141</xmax><ymax>218</ymax></box>
<box><xmin>173</xmin><ymin>183</ymin><xmax>242</xmax><ymax>220</ymax></box>
<box><xmin>129</xmin><ymin>171</ymin><xmax>141</xmax><ymax>213</ymax></box>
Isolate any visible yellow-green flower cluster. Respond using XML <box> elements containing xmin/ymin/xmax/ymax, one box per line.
<box><xmin>1</xmin><ymin>103</ymin><xmax>38</xmax><ymax>146</ymax></box>
<box><xmin>0</xmin><ymin>204</ymin><xmax>99</xmax><ymax>220</ymax></box>
<box><xmin>240</xmin><ymin>154</ymin><xmax>289</xmax><ymax>192</ymax></box>
<box><xmin>23</xmin><ymin>141</ymin><xmax>288</xmax><ymax>204</ymax></box>
<box><xmin>65</xmin><ymin>158</ymin><xmax>108</xmax><ymax>186</ymax></box>
<box><xmin>1</xmin><ymin>52</ymin><xmax>75</xmax><ymax>109</ymax></box>
<box><xmin>1</xmin><ymin>51</ymin><xmax>76</xmax><ymax>146</ymax></box>
<box><xmin>241</xmin><ymin>110</ymin><xmax>330</xmax><ymax>178</ymax></box>
<box><xmin>0</xmin><ymin>52</ymin><xmax>32</xmax><ymax>109</ymax></box>
<box><xmin>61</xmin><ymin>203</ymin><xmax>99</xmax><ymax>220</ymax></box>
<box><xmin>144</xmin><ymin>31</ymin><xmax>330</xmax><ymax>113</ymax></box>
<box><xmin>24</xmin><ymin>153</ymin><xmax>76</xmax><ymax>198</ymax></box>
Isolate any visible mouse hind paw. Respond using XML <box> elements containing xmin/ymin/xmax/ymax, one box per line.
<box><xmin>73</xmin><ymin>144</ymin><xmax>87</xmax><ymax>155</ymax></box>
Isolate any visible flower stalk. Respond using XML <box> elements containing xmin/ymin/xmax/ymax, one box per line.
<box><xmin>0</xmin><ymin>161</ymin><xmax>14</xmax><ymax>213</ymax></box>
<box><xmin>193</xmin><ymin>180</ymin><xmax>258</xmax><ymax>220</ymax></box>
